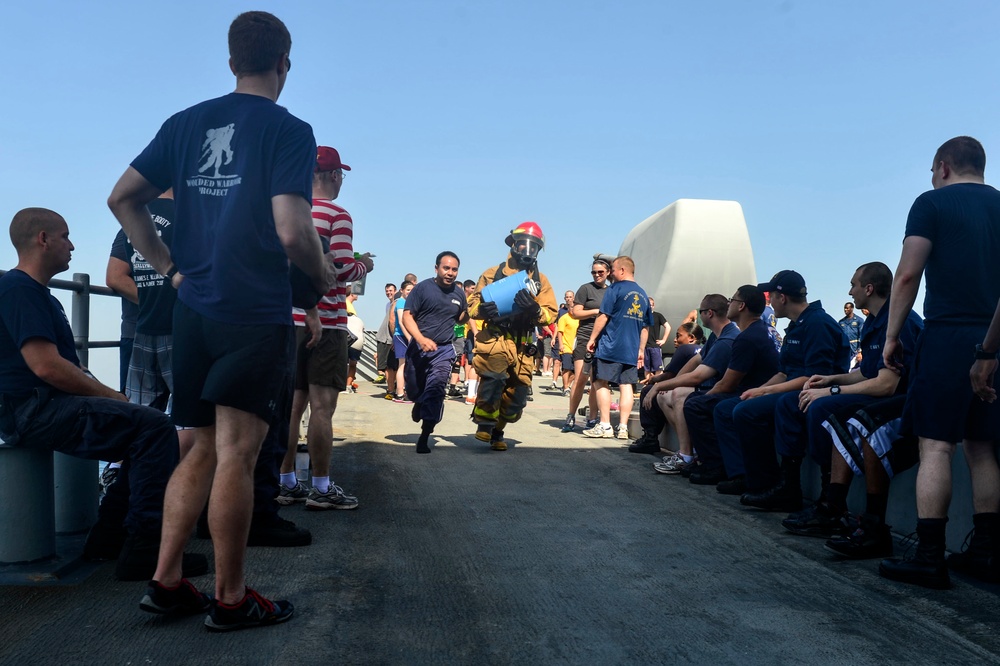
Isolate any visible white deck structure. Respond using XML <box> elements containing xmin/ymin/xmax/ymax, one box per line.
<box><xmin>618</xmin><ymin>199</ymin><xmax>757</xmax><ymax>349</ymax></box>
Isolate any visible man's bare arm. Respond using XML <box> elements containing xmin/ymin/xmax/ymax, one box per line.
<box><xmin>272</xmin><ymin>193</ymin><xmax>332</xmax><ymax>294</ymax></box>
<box><xmin>108</xmin><ymin>167</ymin><xmax>172</xmax><ymax>277</ymax></box>
<box><xmin>885</xmin><ymin>236</ymin><xmax>931</xmax><ymax>371</ymax></box>
<box><xmin>106</xmin><ymin>257</ymin><xmax>138</xmax><ymax>304</ymax></box>
<box><xmin>21</xmin><ymin>339</ymin><xmax>124</xmax><ymax>401</ymax></box>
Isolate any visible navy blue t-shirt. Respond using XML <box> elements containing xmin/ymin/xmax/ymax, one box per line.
<box><xmin>0</xmin><ymin>270</ymin><xmax>80</xmax><ymax>397</ymax></box>
<box><xmin>595</xmin><ymin>280</ymin><xmax>655</xmax><ymax>365</ymax></box>
<box><xmin>699</xmin><ymin>322</ymin><xmax>740</xmax><ymax>386</ymax></box>
<box><xmin>404</xmin><ymin>279</ymin><xmax>468</xmax><ymax>345</ymax></box>
<box><xmin>124</xmin><ymin>198</ymin><xmax>178</xmax><ymax>336</ymax></box>
<box><xmin>664</xmin><ymin>343</ymin><xmax>702</xmax><ymax>376</ymax></box>
<box><xmin>905</xmin><ymin>183</ymin><xmax>1000</xmax><ymax>325</ymax></box>
<box><xmin>779</xmin><ymin>301</ymin><xmax>850</xmax><ymax>380</ymax></box>
<box><xmin>728</xmin><ymin>319</ymin><xmax>780</xmax><ymax>392</ymax></box>
<box><xmin>131</xmin><ymin>93</ymin><xmax>316</xmax><ymax>325</ymax></box>
<box><xmin>857</xmin><ymin>300</ymin><xmax>923</xmax><ymax>392</ymax></box>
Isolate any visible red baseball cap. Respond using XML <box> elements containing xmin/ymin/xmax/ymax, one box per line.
<box><xmin>316</xmin><ymin>146</ymin><xmax>352</xmax><ymax>172</ymax></box>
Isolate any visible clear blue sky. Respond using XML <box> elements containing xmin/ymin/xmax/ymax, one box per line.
<box><xmin>2</xmin><ymin>1</ymin><xmax>997</xmax><ymax>384</ymax></box>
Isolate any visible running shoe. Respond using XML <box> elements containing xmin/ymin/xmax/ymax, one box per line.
<box><xmin>140</xmin><ymin>579</ymin><xmax>212</xmax><ymax>616</ymax></box>
<box><xmin>305</xmin><ymin>485</ymin><xmax>359</xmax><ymax>511</ymax></box>
<box><xmin>276</xmin><ymin>481</ymin><xmax>309</xmax><ymax>505</ymax></box>
<box><xmin>582</xmin><ymin>424</ymin><xmax>613</xmax><ymax>438</ymax></box>
<box><xmin>204</xmin><ymin>587</ymin><xmax>294</xmax><ymax>632</ymax></box>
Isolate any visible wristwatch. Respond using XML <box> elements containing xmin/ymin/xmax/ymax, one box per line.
<box><xmin>829</xmin><ymin>385</ymin><xmax>841</xmax><ymax>395</ymax></box>
<box><xmin>975</xmin><ymin>344</ymin><xmax>999</xmax><ymax>360</ymax></box>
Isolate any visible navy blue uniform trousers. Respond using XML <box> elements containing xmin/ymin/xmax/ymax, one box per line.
<box><xmin>0</xmin><ymin>387</ymin><xmax>177</xmax><ymax>535</ymax></box>
<box><xmin>405</xmin><ymin>341</ymin><xmax>456</xmax><ymax>425</ymax></box>
<box><xmin>684</xmin><ymin>391</ymin><xmax>738</xmax><ymax>475</ymax></box>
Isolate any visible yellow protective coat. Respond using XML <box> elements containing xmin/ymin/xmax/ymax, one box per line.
<box><xmin>467</xmin><ymin>256</ymin><xmax>558</xmax><ymax>426</ymax></box>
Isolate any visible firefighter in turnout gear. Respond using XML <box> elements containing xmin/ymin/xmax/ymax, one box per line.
<box><xmin>467</xmin><ymin>222</ymin><xmax>558</xmax><ymax>450</ymax></box>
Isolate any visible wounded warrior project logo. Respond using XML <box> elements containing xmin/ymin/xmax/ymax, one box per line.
<box><xmin>185</xmin><ymin>123</ymin><xmax>242</xmax><ymax>196</ymax></box>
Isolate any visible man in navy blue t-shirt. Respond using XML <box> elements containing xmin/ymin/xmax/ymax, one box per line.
<box><xmin>584</xmin><ymin>256</ymin><xmax>655</xmax><ymax>439</ymax></box>
<box><xmin>0</xmin><ymin>208</ymin><xmax>200</xmax><ymax>582</ymax></box>
<box><xmin>107</xmin><ymin>11</ymin><xmax>326</xmax><ymax>629</ymax></box>
<box><xmin>639</xmin><ymin>294</ymin><xmax>739</xmax><ymax>474</ymax></box>
<box><xmin>684</xmin><ymin>285</ymin><xmax>780</xmax><ymax>489</ymax></box>
<box><xmin>883</xmin><ymin>136</ymin><xmax>1000</xmax><ymax>589</ymax></box>
<box><xmin>402</xmin><ymin>251</ymin><xmax>469</xmax><ymax>453</ymax></box>
<box><xmin>715</xmin><ymin>270</ymin><xmax>849</xmax><ymax>511</ymax></box>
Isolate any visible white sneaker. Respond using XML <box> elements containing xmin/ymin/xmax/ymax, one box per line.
<box><xmin>582</xmin><ymin>424</ymin><xmax>613</xmax><ymax>438</ymax></box>
<box><xmin>615</xmin><ymin>425</ymin><xmax>630</xmax><ymax>440</ymax></box>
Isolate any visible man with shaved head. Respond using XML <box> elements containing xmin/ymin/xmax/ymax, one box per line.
<box><xmin>0</xmin><ymin>208</ymin><xmax>205</xmax><ymax>582</ymax></box>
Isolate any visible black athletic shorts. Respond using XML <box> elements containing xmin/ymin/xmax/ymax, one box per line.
<box><xmin>172</xmin><ymin>301</ymin><xmax>294</xmax><ymax>427</ymax></box>
<box><xmin>293</xmin><ymin>327</ymin><xmax>348</xmax><ymax>392</ymax></box>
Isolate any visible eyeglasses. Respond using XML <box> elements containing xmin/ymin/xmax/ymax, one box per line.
<box><xmin>698</xmin><ymin>308</ymin><xmax>713</xmax><ymax>314</ymax></box>
<box><xmin>728</xmin><ymin>298</ymin><xmax>744</xmax><ymax>305</ymax></box>
<box><xmin>334</xmin><ymin>169</ymin><xmax>345</xmax><ymax>178</ymax></box>
<box><xmin>591</xmin><ymin>271</ymin><xmax>606</xmax><ymax>276</ymax></box>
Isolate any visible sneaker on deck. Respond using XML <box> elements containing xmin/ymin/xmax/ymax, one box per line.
<box><xmin>653</xmin><ymin>453</ymin><xmax>690</xmax><ymax>475</ymax></box>
<box><xmin>393</xmin><ymin>394</ymin><xmax>413</xmax><ymax>404</ymax></box>
<box><xmin>582</xmin><ymin>424</ymin><xmax>613</xmax><ymax>438</ymax></box>
<box><xmin>615</xmin><ymin>425</ymin><xmax>630</xmax><ymax>440</ymax></box>
<box><xmin>276</xmin><ymin>481</ymin><xmax>309</xmax><ymax>506</ymax></box>
<box><xmin>204</xmin><ymin>587</ymin><xmax>294</xmax><ymax>632</ymax></box>
<box><xmin>560</xmin><ymin>416</ymin><xmax>576</xmax><ymax>433</ymax></box>
<box><xmin>305</xmin><ymin>485</ymin><xmax>359</xmax><ymax>511</ymax></box>
<box><xmin>140</xmin><ymin>579</ymin><xmax>212</xmax><ymax>616</ymax></box>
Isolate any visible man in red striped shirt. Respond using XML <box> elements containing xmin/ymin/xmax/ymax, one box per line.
<box><xmin>277</xmin><ymin>146</ymin><xmax>373</xmax><ymax>510</ymax></box>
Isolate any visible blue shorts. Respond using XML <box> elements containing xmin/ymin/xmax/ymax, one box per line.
<box><xmin>905</xmin><ymin>323</ymin><xmax>1000</xmax><ymax>442</ymax></box>
<box><xmin>560</xmin><ymin>353</ymin><xmax>574</xmax><ymax>369</ymax></box>
<box><xmin>643</xmin><ymin>347</ymin><xmax>663</xmax><ymax>373</ymax></box>
<box><xmin>593</xmin><ymin>357</ymin><xmax>638</xmax><ymax>385</ymax></box>
<box><xmin>393</xmin><ymin>334</ymin><xmax>408</xmax><ymax>359</ymax></box>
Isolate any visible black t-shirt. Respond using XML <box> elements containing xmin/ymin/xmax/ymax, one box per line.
<box><xmin>110</xmin><ymin>231</ymin><xmax>139</xmax><ymax>339</ymax></box>
<box><xmin>905</xmin><ymin>183</ymin><xmax>1000</xmax><ymax>325</ymax></box>
<box><xmin>404</xmin><ymin>279</ymin><xmax>468</xmax><ymax>345</ymax></box>
<box><xmin>728</xmin><ymin>319</ymin><xmax>780</xmax><ymax>392</ymax></box>
<box><xmin>126</xmin><ymin>198</ymin><xmax>178</xmax><ymax>335</ymax></box>
<box><xmin>574</xmin><ymin>281</ymin><xmax>607</xmax><ymax>340</ymax></box>
<box><xmin>645</xmin><ymin>311</ymin><xmax>667</xmax><ymax>348</ymax></box>
<box><xmin>0</xmin><ymin>270</ymin><xmax>80</xmax><ymax>397</ymax></box>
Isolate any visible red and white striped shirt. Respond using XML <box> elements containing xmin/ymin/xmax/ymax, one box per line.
<box><xmin>291</xmin><ymin>199</ymin><xmax>367</xmax><ymax>330</ymax></box>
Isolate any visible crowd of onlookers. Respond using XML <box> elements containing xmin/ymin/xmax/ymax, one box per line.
<box><xmin>1</xmin><ymin>7</ymin><xmax>997</xmax><ymax>634</ymax></box>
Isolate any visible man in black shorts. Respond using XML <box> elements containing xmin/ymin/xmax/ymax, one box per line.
<box><xmin>109</xmin><ymin>11</ymin><xmax>331</xmax><ymax>630</ymax></box>
<box><xmin>583</xmin><ymin>257</ymin><xmax>654</xmax><ymax>439</ymax></box>
<box><xmin>880</xmin><ymin>136</ymin><xmax>1000</xmax><ymax>589</ymax></box>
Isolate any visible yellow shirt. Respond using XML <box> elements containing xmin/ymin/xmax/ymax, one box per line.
<box><xmin>556</xmin><ymin>312</ymin><xmax>579</xmax><ymax>353</ymax></box>
<box><xmin>346</xmin><ymin>299</ymin><xmax>357</xmax><ymax>316</ymax></box>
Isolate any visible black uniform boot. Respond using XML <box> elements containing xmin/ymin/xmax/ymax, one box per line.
<box><xmin>947</xmin><ymin>512</ymin><xmax>1000</xmax><ymax>583</ymax></box>
<box><xmin>879</xmin><ymin>517</ymin><xmax>950</xmax><ymax>589</ymax></box>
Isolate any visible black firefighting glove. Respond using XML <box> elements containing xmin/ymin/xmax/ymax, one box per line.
<box><xmin>513</xmin><ymin>289</ymin><xmax>541</xmax><ymax>319</ymax></box>
<box><xmin>478</xmin><ymin>300</ymin><xmax>500</xmax><ymax>321</ymax></box>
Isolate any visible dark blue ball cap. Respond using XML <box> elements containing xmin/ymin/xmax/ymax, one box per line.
<box><xmin>757</xmin><ymin>269</ymin><xmax>807</xmax><ymax>297</ymax></box>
